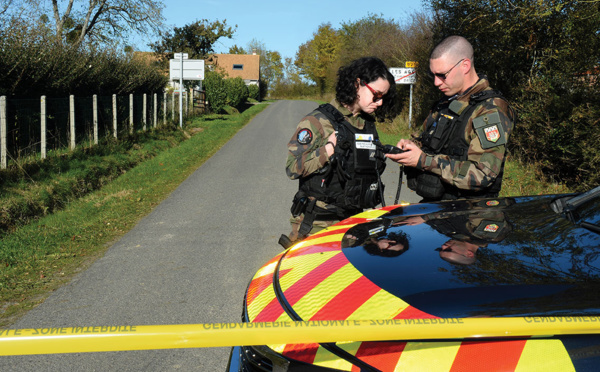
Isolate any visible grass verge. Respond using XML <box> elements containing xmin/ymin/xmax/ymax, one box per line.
<box><xmin>0</xmin><ymin>103</ymin><xmax>269</xmax><ymax>327</ymax></box>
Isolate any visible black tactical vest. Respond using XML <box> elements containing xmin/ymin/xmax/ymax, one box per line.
<box><xmin>410</xmin><ymin>89</ymin><xmax>512</xmax><ymax>200</ymax></box>
<box><xmin>299</xmin><ymin>104</ymin><xmax>384</xmax><ymax>212</ymax></box>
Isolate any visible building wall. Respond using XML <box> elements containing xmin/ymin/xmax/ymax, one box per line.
<box><xmin>206</xmin><ymin>54</ymin><xmax>260</xmax><ymax>85</ymax></box>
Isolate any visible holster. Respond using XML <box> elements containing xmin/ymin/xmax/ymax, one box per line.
<box><xmin>406</xmin><ymin>167</ymin><xmax>445</xmax><ymax>200</ymax></box>
<box><xmin>298</xmin><ymin>198</ymin><xmax>317</xmax><ymax>238</ymax></box>
<box><xmin>290</xmin><ymin>191</ymin><xmax>308</xmax><ymax>217</ymax></box>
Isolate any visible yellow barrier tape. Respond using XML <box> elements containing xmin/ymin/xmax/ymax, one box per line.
<box><xmin>1</xmin><ymin>317</ymin><xmax>600</xmax><ymax>356</ymax></box>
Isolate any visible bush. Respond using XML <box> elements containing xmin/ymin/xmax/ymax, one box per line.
<box><xmin>0</xmin><ymin>18</ymin><xmax>167</xmax><ymax>98</ymax></box>
<box><xmin>204</xmin><ymin>71</ymin><xmax>228</xmax><ymax>113</ymax></box>
<box><xmin>511</xmin><ymin>76</ymin><xmax>600</xmax><ymax>191</ymax></box>
<box><xmin>248</xmin><ymin>84</ymin><xmax>260</xmax><ymax>101</ymax></box>
<box><xmin>225</xmin><ymin>77</ymin><xmax>249</xmax><ymax>108</ymax></box>
<box><xmin>270</xmin><ymin>81</ymin><xmax>319</xmax><ymax>99</ymax></box>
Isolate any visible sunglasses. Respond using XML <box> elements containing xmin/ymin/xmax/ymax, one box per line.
<box><xmin>429</xmin><ymin>58</ymin><xmax>465</xmax><ymax>80</ymax></box>
<box><xmin>363</xmin><ymin>82</ymin><xmax>384</xmax><ymax>103</ymax></box>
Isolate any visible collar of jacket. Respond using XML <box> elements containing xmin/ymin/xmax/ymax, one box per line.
<box><xmin>330</xmin><ymin>99</ymin><xmax>373</xmax><ymax>130</ymax></box>
<box><xmin>445</xmin><ymin>75</ymin><xmax>491</xmax><ymax>115</ymax></box>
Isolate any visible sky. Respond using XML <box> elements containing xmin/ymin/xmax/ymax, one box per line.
<box><xmin>134</xmin><ymin>0</ymin><xmax>426</xmax><ymax>61</ymax></box>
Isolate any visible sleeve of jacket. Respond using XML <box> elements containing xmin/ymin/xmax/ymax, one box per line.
<box><xmin>285</xmin><ymin>114</ymin><xmax>333</xmax><ymax>180</ymax></box>
<box><xmin>416</xmin><ymin>98</ymin><xmax>515</xmax><ymax>191</ymax></box>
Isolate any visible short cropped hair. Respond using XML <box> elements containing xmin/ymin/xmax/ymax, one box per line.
<box><xmin>431</xmin><ymin>36</ymin><xmax>474</xmax><ymax>65</ymax></box>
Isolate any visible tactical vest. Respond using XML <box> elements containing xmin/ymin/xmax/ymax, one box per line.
<box><xmin>299</xmin><ymin>103</ymin><xmax>384</xmax><ymax>213</ymax></box>
<box><xmin>410</xmin><ymin>89</ymin><xmax>512</xmax><ymax>200</ymax></box>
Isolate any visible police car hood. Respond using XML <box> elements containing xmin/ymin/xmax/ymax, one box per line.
<box><xmin>245</xmin><ymin>194</ymin><xmax>600</xmax><ymax>323</ymax></box>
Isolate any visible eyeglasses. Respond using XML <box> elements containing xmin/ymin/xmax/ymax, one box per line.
<box><xmin>363</xmin><ymin>82</ymin><xmax>384</xmax><ymax>102</ymax></box>
<box><xmin>429</xmin><ymin>58</ymin><xmax>465</xmax><ymax>80</ymax></box>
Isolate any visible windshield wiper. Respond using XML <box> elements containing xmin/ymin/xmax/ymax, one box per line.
<box><xmin>550</xmin><ymin>185</ymin><xmax>600</xmax><ymax>235</ymax></box>
<box><xmin>551</xmin><ymin>185</ymin><xmax>600</xmax><ymax>215</ymax></box>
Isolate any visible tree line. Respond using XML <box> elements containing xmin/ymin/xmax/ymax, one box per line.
<box><xmin>278</xmin><ymin>2</ymin><xmax>600</xmax><ymax>191</ymax></box>
<box><xmin>1</xmin><ymin>0</ymin><xmax>598</xmax><ymax>190</ymax></box>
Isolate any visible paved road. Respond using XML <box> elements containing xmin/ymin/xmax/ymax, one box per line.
<box><xmin>1</xmin><ymin>100</ymin><xmax>419</xmax><ymax>371</ymax></box>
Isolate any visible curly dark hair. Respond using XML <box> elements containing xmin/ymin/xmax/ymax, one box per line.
<box><xmin>335</xmin><ymin>56</ymin><xmax>398</xmax><ymax>121</ymax></box>
<box><xmin>363</xmin><ymin>232</ymin><xmax>410</xmax><ymax>258</ymax></box>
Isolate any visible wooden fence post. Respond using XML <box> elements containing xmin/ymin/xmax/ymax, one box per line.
<box><xmin>93</xmin><ymin>94</ymin><xmax>98</xmax><ymax>145</ymax></box>
<box><xmin>185</xmin><ymin>90</ymin><xmax>188</xmax><ymax>117</ymax></box>
<box><xmin>143</xmin><ymin>93</ymin><xmax>147</xmax><ymax>131</ymax></box>
<box><xmin>1</xmin><ymin>96</ymin><xmax>6</xmax><ymax>169</ymax></box>
<box><xmin>171</xmin><ymin>91</ymin><xmax>175</xmax><ymax>122</ymax></box>
<box><xmin>70</xmin><ymin>95</ymin><xmax>75</xmax><ymax>150</ymax></box>
<box><xmin>41</xmin><ymin>96</ymin><xmax>47</xmax><ymax>159</ymax></box>
<box><xmin>129</xmin><ymin>94</ymin><xmax>134</xmax><ymax>134</ymax></box>
<box><xmin>112</xmin><ymin>94</ymin><xmax>117</xmax><ymax>139</ymax></box>
<box><xmin>153</xmin><ymin>93</ymin><xmax>157</xmax><ymax>128</ymax></box>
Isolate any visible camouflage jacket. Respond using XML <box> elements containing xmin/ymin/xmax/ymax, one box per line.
<box><xmin>286</xmin><ymin>100</ymin><xmax>373</xmax><ymax>180</ymax></box>
<box><xmin>415</xmin><ymin>77</ymin><xmax>515</xmax><ymax>193</ymax></box>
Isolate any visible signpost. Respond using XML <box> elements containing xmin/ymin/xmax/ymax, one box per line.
<box><xmin>389</xmin><ymin>62</ymin><xmax>418</xmax><ymax>125</ymax></box>
<box><xmin>169</xmin><ymin>53</ymin><xmax>205</xmax><ymax>128</ymax></box>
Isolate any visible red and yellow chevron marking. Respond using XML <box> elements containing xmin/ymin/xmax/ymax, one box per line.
<box><xmin>245</xmin><ymin>209</ymin><xmax>577</xmax><ymax>371</ymax></box>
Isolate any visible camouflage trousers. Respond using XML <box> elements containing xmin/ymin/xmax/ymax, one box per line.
<box><xmin>288</xmin><ymin>213</ymin><xmax>340</xmax><ymax>242</ymax></box>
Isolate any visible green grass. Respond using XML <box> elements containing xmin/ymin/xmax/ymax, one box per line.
<box><xmin>0</xmin><ymin>103</ymin><xmax>269</xmax><ymax>327</ymax></box>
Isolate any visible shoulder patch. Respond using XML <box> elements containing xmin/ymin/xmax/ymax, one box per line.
<box><xmin>472</xmin><ymin>111</ymin><xmax>506</xmax><ymax>149</ymax></box>
<box><xmin>297</xmin><ymin>128</ymin><xmax>313</xmax><ymax>145</ymax></box>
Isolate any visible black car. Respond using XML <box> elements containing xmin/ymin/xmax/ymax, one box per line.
<box><xmin>228</xmin><ymin>187</ymin><xmax>600</xmax><ymax>372</ymax></box>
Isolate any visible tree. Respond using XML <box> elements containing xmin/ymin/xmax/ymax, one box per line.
<box><xmin>338</xmin><ymin>13</ymin><xmax>434</xmax><ymax>124</ymax></box>
<box><xmin>150</xmin><ymin>19</ymin><xmax>236</xmax><ymax>61</ymax></box>
<box><xmin>338</xmin><ymin>14</ymin><xmax>404</xmax><ymax>66</ymax></box>
<box><xmin>428</xmin><ymin>0</ymin><xmax>600</xmax><ymax>189</ymax></box>
<box><xmin>246</xmin><ymin>39</ymin><xmax>284</xmax><ymax>97</ymax></box>
<box><xmin>228</xmin><ymin>44</ymin><xmax>246</xmax><ymax>54</ymax></box>
<box><xmin>39</xmin><ymin>0</ymin><xmax>166</xmax><ymax>46</ymax></box>
<box><xmin>0</xmin><ymin>0</ymin><xmax>12</xmax><ymax>16</ymax></box>
<box><xmin>294</xmin><ymin>23</ymin><xmax>341</xmax><ymax>94</ymax></box>
<box><xmin>429</xmin><ymin>0</ymin><xmax>600</xmax><ymax>98</ymax></box>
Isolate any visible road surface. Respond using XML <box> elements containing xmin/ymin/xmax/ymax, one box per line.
<box><xmin>0</xmin><ymin>100</ymin><xmax>419</xmax><ymax>371</ymax></box>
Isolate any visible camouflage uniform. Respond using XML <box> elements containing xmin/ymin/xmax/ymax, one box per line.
<box><xmin>423</xmin><ymin>209</ymin><xmax>511</xmax><ymax>246</ymax></box>
<box><xmin>409</xmin><ymin>76</ymin><xmax>515</xmax><ymax>201</ymax></box>
<box><xmin>285</xmin><ymin>100</ymin><xmax>374</xmax><ymax>241</ymax></box>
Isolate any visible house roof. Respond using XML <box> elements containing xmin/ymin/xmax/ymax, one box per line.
<box><xmin>206</xmin><ymin>54</ymin><xmax>260</xmax><ymax>81</ymax></box>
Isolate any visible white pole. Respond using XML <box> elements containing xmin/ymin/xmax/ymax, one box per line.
<box><xmin>129</xmin><ymin>94</ymin><xmax>134</xmax><ymax>134</ymax></box>
<box><xmin>113</xmin><ymin>94</ymin><xmax>117</xmax><ymax>139</ymax></box>
<box><xmin>93</xmin><ymin>95</ymin><xmax>98</xmax><ymax>145</ymax></box>
<box><xmin>70</xmin><ymin>95</ymin><xmax>75</xmax><ymax>150</ymax></box>
<box><xmin>163</xmin><ymin>92</ymin><xmax>167</xmax><ymax>126</ymax></box>
<box><xmin>179</xmin><ymin>55</ymin><xmax>183</xmax><ymax>128</ymax></box>
<box><xmin>409</xmin><ymin>84</ymin><xmax>413</xmax><ymax>127</ymax></box>
<box><xmin>1</xmin><ymin>96</ymin><xmax>6</xmax><ymax>169</ymax></box>
<box><xmin>41</xmin><ymin>96</ymin><xmax>47</xmax><ymax>159</ymax></box>
<box><xmin>143</xmin><ymin>93</ymin><xmax>147</xmax><ymax>131</ymax></box>
<box><xmin>154</xmin><ymin>93</ymin><xmax>157</xmax><ymax>128</ymax></box>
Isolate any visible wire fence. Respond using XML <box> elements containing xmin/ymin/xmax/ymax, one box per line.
<box><xmin>0</xmin><ymin>90</ymin><xmax>207</xmax><ymax>169</ymax></box>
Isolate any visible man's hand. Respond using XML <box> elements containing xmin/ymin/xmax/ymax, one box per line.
<box><xmin>385</xmin><ymin>139</ymin><xmax>423</xmax><ymax>167</ymax></box>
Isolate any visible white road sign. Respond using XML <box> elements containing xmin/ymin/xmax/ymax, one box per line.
<box><xmin>389</xmin><ymin>67</ymin><xmax>416</xmax><ymax>84</ymax></box>
<box><xmin>169</xmin><ymin>59</ymin><xmax>205</xmax><ymax>80</ymax></box>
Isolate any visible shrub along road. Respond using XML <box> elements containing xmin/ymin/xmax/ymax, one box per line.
<box><xmin>0</xmin><ymin>100</ymin><xmax>418</xmax><ymax>371</ymax></box>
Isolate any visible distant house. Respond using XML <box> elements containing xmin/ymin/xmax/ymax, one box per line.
<box><xmin>205</xmin><ymin>53</ymin><xmax>260</xmax><ymax>86</ymax></box>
